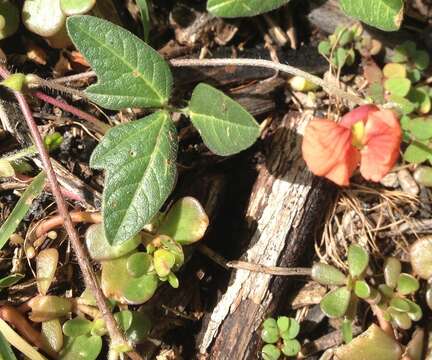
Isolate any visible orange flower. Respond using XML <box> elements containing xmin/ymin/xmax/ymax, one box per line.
<box><xmin>302</xmin><ymin>105</ymin><xmax>402</xmax><ymax>186</ymax></box>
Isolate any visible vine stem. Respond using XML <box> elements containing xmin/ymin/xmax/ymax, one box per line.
<box><xmin>0</xmin><ymin>66</ymin><xmax>142</xmax><ymax>360</ymax></box>
<box><xmin>169</xmin><ymin>58</ymin><xmax>366</xmax><ymax>106</ymax></box>
<box><xmin>51</xmin><ymin>58</ymin><xmax>366</xmax><ymax>106</ymax></box>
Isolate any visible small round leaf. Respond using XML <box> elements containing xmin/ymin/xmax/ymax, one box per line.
<box><xmin>396</xmin><ymin>273</ymin><xmax>419</xmax><ymax>295</ymax></box>
<box><xmin>126</xmin><ymin>252</ymin><xmax>152</xmax><ymax>278</ymax></box>
<box><xmin>354</xmin><ymin>280</ymin><xmax>371</xmax><ymax>299</ymax></box>
<box><xmin>410</xmin><ymin>237</ymin><xmax>432</xmax><ymax>279</ymax></box>
<box><xmin>348</xmin><ymin>244</ymin><xmax>369</xmax><ymax>278</ymax></box>
<box><xmin>62</xmin><ymin>317</ymin><xmax>92</xmax><ymax>337</ymax></box>
<box><xmin>276</xmin><ymin>316</ymin><xmax>290</xmax><ymax>333</ymax></box>
<box><xmin>281</xmin><ymin>339</ymin><xmax>301</xmax><ymax>357</ymax></box>
<box><xmin>384</xmin><ymin>77</ymin><xmax>411</xmax><ymax>97</ymax></box>
<box><xmin>261</xmin><ymin>327</ymin><xmax>279</xmax><ymax>344</ymax></box>
<box><xmin>390</xmin><ymin>297</ymin><xmax>410</xmax><ymax>313</ymax></box>
<box><xmin>384</xmin><ymin>257</ymin><xmax>401</xmax><ymax>289</ymax></box>
<box><xmin>311</xmin><ymin>263</ymin><xmax>347</xmax><ymax>286</ymax></box>
<box><xmin>261</xmin><ymin>344</ymin><xmax>281</xmax><ymax>360</ymax></box>
<box><xmin>320</xmin><ymin>287</ymin><xmax>351</xmax><ymax>318</ymax></box>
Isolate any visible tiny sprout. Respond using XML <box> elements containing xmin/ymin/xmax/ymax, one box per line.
<box><xmin>377</xmin><ymin>257</ymin><xmax>421</xmax><ymax>330</ymax></box>
<box><xmin>312</xmin><ymin>245</ymin><xmax>375</xmax><ymax>343</ymax></box>
<box><xmin>44</xmin><ymin>132</ymin><xmax>64</xmax><ymax>152</ymax></box>
<box><xmin>261</xmin><ymin>316</ymin><xmax>301</xmax><ymax>360</ymax></box>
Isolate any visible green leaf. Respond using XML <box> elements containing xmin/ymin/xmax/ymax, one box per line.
<box><xmin>276</xmin><ymin>316</ymin><xmax>289</xmax><ymax>333</ymax></box>
<box><xmin>60</xmin><ymin>335</ymin><xmax>102</xmax><ymax>360</ymax></box>
<box><xmin>318</xmin><ymin>41</ymin><xmax>331</xmax><ymax>56</ymax></box>
<box><xmin>126</xmin><ymin>252</ymin><xmax>152</xmax><ymax>277</ymax></box>
<box><xmin>90</xmin><ymin>111</ymin><xmax>177</xmax><ymax>245</ymax></box>
<box><xmin>407</xmin><ymin>117</ymin><xmax>432</xmax><ymax>140</ymax></box>
<box><xmin>390</xmin><ymin>309</ymin><xmax>412</xmax><ymax>330</ymax></box>
<box><xmin>66</xmin><ymin>15</ymin><xmax>173</xmax><ymax>110</ymax></box>
<box><xmin>406</xmin><ymin>299</ymin><xmax>422</xmax><ymax>322</ymax></box>
<box><xmin>62</xmin><ymin>317</ymin><xmax>93</xmax><ymax>337</ymax></box>
<box><xmin>311</xmin><ymin>263</ymin><xmax>347</xmax><ymax>286</ymax></box>
<box><xmin>389</xmin><ymin>94</ymin><xmax>416</xmax><ymax>114</ymax></box>
<box><xmin>348</xmin><ymin>244</ymin><xmax>369</xmax><ymax>277</ymax></box>
<box><xmin>0</xmin><ymin>273</ymin><xmax>24</xmax><ymax>289</ymax></box>
<box><xmin>320</xmin><ymin>287</ymin><xmax>351</xmax><ymax>318</ymax></box>
<box><xmin>384</xmin><ymin>257</ymin><xmax>401</xmax><ymax>289</ymax></box>
<box><xmin>0</xmin><ymin>330</ymin><xmax>17</xmax><ymax>360</ymax></box>
<box><xmin>261</xmin><ymin>326</ymin><xmax>279</xmax><ymax>344</ymax></box>
<box><xmin>60</xmin><ymin>0</ymin><xmax>95</xmax><ymax>16</ymax></box>
<box><xmin>384</xmin><ymin>77</ymin><xmax>411</xmax><ymax>97</ymax></box>
<box><xmin>123</xmin><ymin>311</ymin><xmax>151</xmax><ymax>344</ymax></box>
<box><xmin>0</xmin><ymin>172</ymin><xmax>46</xmax><ymax>250</ymax></box>
<box><xmin>157</xmin><ymin>197</ymin><xmax>209</xmax><ymax>245</ymax></box>
<box><xmin>136</xmin><ymin>0</ymin><xmax>151</xmax><ymax>43</ymax></box>
<box><xmin>396</xmin><ymin>273</ymin><xmax>419</xmax><ymax>295</ymax></box>
<box><xmin>261</xmin><ymin>344</ymin><xmax>281</xmax><ymax>360</ymax></box>
<box><xmin>207</xmin><ymin>0</ymin><xmax>290</xmax><ymax>18</ymax></box>
<box><xmin>414</xmin><ymin>50</ymin><xmax>429</xmax><ymax>70</ymax></box>
<box><xmin>41</xmin><ymin>319</ymin><xmax>63</xmax><ymax>353</ymax></box>
<box><xmin>403</xmin><ymin>141</ymin><xmax>432</xmax><ymax>164</ymax></box>
<box><xmin>354</xmin><ymin>280</ymin><xmax>371</xmax><ymax>299</ymax></box>
<box><xmin>383</xmin><ymin>63</ymin><xmax>406</xmax><ymax>78</ymax></box>
<box><xmin>340</xmin><ymin>0</ymin><xmax>404</xmax><ymax>31</ymax></box>
<box><xmin>85</xmin><ymin>223</ymin><xmax>141</xmax><ymax>261</ymax></box>
<box><xmin>281</xmin><ymin>339</ymin><xmax>301</xmax><ymax>357</ymax></box>
<box><xmin>188</xmin><ymin>83</ymin><xmax>260</xmax><ymax>156</ymax></box>
<box><xmin>390</xmin><ymin>297</ymin><xmax>410</xmax><ymax>312</ymax></box>
<box><xmin>280</xmin><ymin>318</ymin><xmax>300</xmax><ymax>340</ymax></box>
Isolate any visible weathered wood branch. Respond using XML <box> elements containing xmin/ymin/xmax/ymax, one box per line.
<box><xmin>196</xmin><ymin>112</ymin><xmax>335</xmax><ymax>359</ymax></box>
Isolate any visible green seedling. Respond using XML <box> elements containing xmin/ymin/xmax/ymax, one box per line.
<box><xmin>312</xmin><ymin>244</ymin><xmax>377</xmax><ymax>343</ymax></box>
<box><xmin>114</xmin><ymin>310</ymin><xmax>151</xmax><ymax>344</ymax></box>
<box><xmin>44</xmin><ymin>132</ymin><xmax>63</xmax><ymax>152</ymax></box>
<box><xmin>88</xmin><ymin>197</ymin><xmax>208</xmax><ymax>304</ymax></box>
<box><xmin>261</xmin><ymin>317</ymin><xmax>301</xmax><ymax>360</ymax></box>
<box><xmin>0</xmin><ymin>0</ymin><xmax>19</xmax><ymax>40</ymax></box>
<box><xmin>377</xmin><ymin>257</ymin><xmax>421</xmax><ymax>330</ymax></box>
<box><xmin>0</xmin><ymin>273</ymin><xmax>24</xmax><ymax>289</ymax></box>
<box><xmin>59</xmin><ymin>334</ymin><xmax>102</xmax><ymax>360</ymax></box>
<box><xmin>318</xmin><ymin>25</ymin><xmax>360</xmax><ymax>69</ymax></box>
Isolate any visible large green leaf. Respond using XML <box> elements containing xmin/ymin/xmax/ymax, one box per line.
<box><xmin>90</xmin><ymin>111</ymin><xmax>177</xmax><ymax>245</ymax></box>
<box><xmin>340</xmin><ymin>0</ymin><xmax>404</xmax><ymax>31</ymax></box>
<box><xmin>207</xmin><ymin>0</ymin><xmax>290</xmax><ymax>17</ymax></box>
<box><xmin>188</xmin><ymin>83</ymin><xmax>260</xmax><ymax>156</ymax></box>
<box><xmin>66</xmin><ymin>15</ymin><xmax>172</xmax><ymax>110</ymax></box>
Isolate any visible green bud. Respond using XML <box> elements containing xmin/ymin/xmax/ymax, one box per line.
<box><xmin>1</xmin><ymin>73</ymin><xmax>26</xmax><ymax>92</ymax></box>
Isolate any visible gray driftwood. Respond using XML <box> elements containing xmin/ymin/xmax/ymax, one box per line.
<box><xmin>197</xmin><ymin>112</ymin><xmax>334</xmax><ymax>359</ymax></box>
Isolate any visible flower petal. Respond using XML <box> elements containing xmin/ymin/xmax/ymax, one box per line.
<box><xmin>360</xmin><ymin>110</ymin><xmax>402</xmax><ymax>182</ymax></box>
<box><xmin>302</xmin><ymin>118</ymin><xmax>360</xmax><ymax>186</ymax></box>
<box><xmin>340</xmin><ymin>105</ymin><xmax>379</xmax><ymax>128</ymax></box>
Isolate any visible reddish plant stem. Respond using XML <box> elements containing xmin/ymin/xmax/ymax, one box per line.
<box><xmin>33</xmin><ymin>91</ymin><xmax>109</xmax><ymax>134</ymax></box>
<box><xmin>0</xmin><ymin>67</ymin><xmax>142</xmax><ymax>360</ymax></box>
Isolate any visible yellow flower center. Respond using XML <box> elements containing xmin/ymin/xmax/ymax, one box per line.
<box><xmin>351</xmin><ymin>121</ymin><xmax>365</xmax><ymax>148</ymax></box>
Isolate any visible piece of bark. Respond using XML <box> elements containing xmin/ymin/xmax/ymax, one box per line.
<box><xmin>196</xmin><ymin>112</ymin><xmax>335</xmax><ymax>358</ymax></box>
